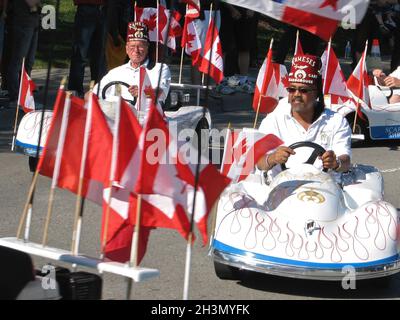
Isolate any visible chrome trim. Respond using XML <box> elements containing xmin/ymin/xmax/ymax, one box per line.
<box><xmin>211</xmin><ymin>248</ymin><xmax>400</xmax><ymax>281</ymax></box>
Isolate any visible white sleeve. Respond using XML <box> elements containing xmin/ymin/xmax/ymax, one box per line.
<box><xmin>332</xmin><ymin>116</ymin><xmax>352</xmax><ymax>159</ymax></box>
<box><xmin>389</xmin><ymin>66</ymin><xmax>400</xmax><ymax>78</ymax></box>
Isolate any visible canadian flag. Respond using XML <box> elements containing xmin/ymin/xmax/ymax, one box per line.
<box><xmin>137</xmin><ymin>66</ymin><xmax>155</xmax><ymax>112</ymax></box>
<box><xmin>135</xmin><ymin>6</ymin><xmax>166</xmax><ymax>43</ymax></box>
<box><xmin>181</xmin><ymin>16</ymin><xmax>202</xmax><ymax>66</ymax></box>
<box><xmin>253</xmin><ymin>46</ymin><xmax>280</xmax><ymax>114</ymax></box>
<box><xmin>221</xmin><ymin>128</ymin><xmax>283</xmax><ymax>183</ymax></box>
<box><xmin>38</xmin><ymin>93</ymin><xmax>113</xmax><ymax>204</ymax></box>
<box><xmin>198</xmin><ymin>16</ymin><xmax>224</xmax><ymax>84</ymax></box>
<box><xmin>347</xmin><ymin>42</ymin><xmax>371</xmax><ymax>117</ymax></box>
<box><xmin>130</xmin><ymin>101</ymin><xmax>230</xmax><ymax>244</ymax></box>
<box><xmin>181</xmin><ymin>0</ymin><xmax>200</xmax><ymax>18</ymax></box>
<box><xmin>18</xmin><ymin>68</ymin><xmax>36</xmax><ymax>113</ymax></box>
<box><xmin>274</xmin><ymin>63</ymin><xmax>289</xmax><ymax>98</ymax></box>
<box><xmin>101</xmin><ymin>99</ymin><xmax>153</xmax><ymax>264</ymax></box>
<box><xmin>135</xmin><ymin>6</ymin><xmax>182</xmax><ymax>51</ymax></box>
<box><xmin>321</xmin><ymin>42</ymin><xmax>354</xmax><ymax>105</ymax></box>
<box><xmin>167</xmin><ymin>10</ymin><xmax>183</xmax><ymax>51</ymax></box>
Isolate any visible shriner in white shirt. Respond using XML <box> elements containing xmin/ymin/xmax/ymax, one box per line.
<box><xmin>257</xmin><ymin>54</ymin><xmax>352</xmax><ymax>178</ymax></box>
<box><xmin>93</xmin><ymin>21</ymin><xmax>171</xmax><ymax>113</ymax></box>
<box><xmin>373</xmin><ymin>66</ymin><xmax>400</xmax><ymax>104</ymax></box>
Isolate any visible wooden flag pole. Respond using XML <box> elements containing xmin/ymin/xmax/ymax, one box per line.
<box><xmin>253</xmin><ymin>39</ymin><xmax>274</xmax><ymax>129</ymax></box>
<box><xmin>322</xmin><ymin>38</ymin><xmax>332</xmax><ymax>96</ymax></box>
<box><xmin>182</xmin><ymin>3</ymin><xmax>216</xmax><ymax>301</ymax></box>
<box><xmin>17</xmin><ymin>0</ymin><xmax>62</xmax><ymax>241</ymax></box>
<box><xmin>295</xmin><ymin>30</ymin><xmax>300</xmax><ymax>54</ymax></box>
<box><xmin>42</xmin><ymin>90</ymin><xmax>71</xmax><ymax>246</ymax></box>
<box><xmin>101</xmin><ymin>85</ymin><xmax>122</xmax><ymax>258</ymax></box>
<box><xmin>126</xmin><ymin>194</ymin><xmax>143</xmax><ymax>300</ymax></box>
<box><xmin>11</xmin><ymin>57</ymin><xmax>25</xmax><ymax>152</ymax></box>
<box><xmin>352</xmin><ymin>40</ymin><xmax>368</xmax><ymax>134</ymax></box>
<box><xmin>71</xmin><ymin>81</ymin><xmax>95</xmax><ymax>255</ymax></box>
<box><xmin>178</xmin><ymin>5</ymin><xmax>187</xmax><ymax>84</ymax></box>
<box><xmin>16</xmin><ymin>170</ymin><xmax>39</xmax><ymax>239</ymax></box>
<box><xmin>182</xmin><ymin>232</ymin><xmax>193</xmax><ymax>300</ymax></box>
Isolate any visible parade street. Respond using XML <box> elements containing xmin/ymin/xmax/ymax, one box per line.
<box><xmin>1</xmin><ymin>64</ymin><xmax>400</xmax><ymax>300</ymax></box>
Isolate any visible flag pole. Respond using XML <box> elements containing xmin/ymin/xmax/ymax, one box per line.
<box><xmin>353</xmin><ymin>40</ymin><xmax>368</xmax><ymax>133</ymax></box>
<box><xmin>253</xmin><ymin>38</ymin><xmax>274</xmax><ymax>129</ymax></box>
<box><xmin>42</xmin><ymin>89</ymin><xmax>71</xmax><ymax>247</ymax></box>
<box><xmin>17</xmin><ymin>0</ymin><xmax>62</xmax><ymax>241</ymax></box>
<box><xmin>126</xmin><ymin>193</ymin><xmax>143</xmax><ymax>300</ymax></box>
<box><xmin>295</xmin><ymin>30</ymin><xmax>300</xmax><ymax>55</ymax></box>
<box><xmin>71</xmin><ymin>81</ymin><xmax>95</xmax><ymax>255</ymax></box>
<box><xmin>11</xmin><ymin>57</ymin><xmax>26</xmax><ymax>152</ymax></box>
<box><xmin>183</xmin><ymin>2</ymin><xmax>215</xmax><ymax>301</ymax></box>
<box><xmin>134</xmin><ymin>1</ymin><xmax>136</xmax><ymax>21</ymax></box>
<box><xmin>322</xmin><ymin>38</ymin><xmax>332</xmax><ymax>96</ymax></box>
<box><xmin>16</xmin><ymin>170</ymin><xmax>39</xmax><ymax>239</ymax></box>
<box><xmin>101</xmin><ymin>85</ymin><xmax>122</xmax><ymax>259</ymax></box>
<box><xmin>179</xmin><ymin>5</ymin><xmax>188</xmax><ymax>84</ymax></box>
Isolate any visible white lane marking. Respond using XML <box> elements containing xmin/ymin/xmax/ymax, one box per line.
<box><xmin>380</xmin><ymin>167</ymin><xmax>400</xmax><ymax>173</ymax></box>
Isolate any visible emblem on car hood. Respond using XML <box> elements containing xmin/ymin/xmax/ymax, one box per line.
<box><xmin>297</xmin><ymin>190</ymin><xmax>325</xmax><ymax>204</ymax></box>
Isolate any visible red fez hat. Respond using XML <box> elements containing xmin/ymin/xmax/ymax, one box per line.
<box><xmin>127</xmin><ymin>21</ymin><xmax>149</xmax><ymax>42</ymax></box>
<box><xmin>288</xmin><ymin>55</ymin><xmax>321</xmax><ymax>85</ymax></box>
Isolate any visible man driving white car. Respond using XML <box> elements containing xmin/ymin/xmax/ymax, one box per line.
<box><xmin>93</xmin><ymin>21</ymin><xmax>171</xmax><ymax>113</ymax></box>
<box><xmin>257</xmin><ymin>54</ymin><xmax>352</xmax><ymax>178</ymax></box>
<box><xmin>373</xmin><ymin>67</ymin><xmax>400</xmax><ymax>104</ymax></box>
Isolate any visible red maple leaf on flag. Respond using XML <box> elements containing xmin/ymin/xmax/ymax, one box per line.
<box><xmin>185</xmin><ymin>32</ymin><xmax>196</xmax><ymax>49</ymax></box>
<box><xmin>281</xmin><ymin>75</ymin><xmax>290</xmax><ymax>88</ymax></box>
<box><xmin>144</xmin><ymin>85</ymin><xmax>155</xmax><ymax>100</ymax></box>
<box><xmin>144</xmin><ymin>13</ymin><xmax>157</xmax><ymax>31</ymax></box>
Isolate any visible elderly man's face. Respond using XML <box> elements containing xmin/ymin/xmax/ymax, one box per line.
<box><xmin>126</xmin><ymin>40</ymin><xmax>149</xmax><ymax>66</ymax></box>
<box><xmin>287</xmin><ymin>83</ymin><xmax>318</xmax><ymax>114</ymax></box>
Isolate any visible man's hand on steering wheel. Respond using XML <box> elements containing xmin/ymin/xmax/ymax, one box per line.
<box><xmin>268</xmin><ymin>146</ymin><xmax>296</xmax><ymax>166</ymax></box>
<box><xmin>128</xmin><ymin>85</ymin><xmax>139</xmax><ymax>98</ymax></box>
<box><xmin>320</xmin><ymin>150</ymin><xmax>339</xmax><ymax>170</ymax></box>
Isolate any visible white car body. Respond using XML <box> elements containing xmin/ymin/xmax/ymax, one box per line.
<box><xmin>327</xmin><ymin>86</ymin><xmax>400</xmax><ymax>140</ymax></box>
<box><xmin>210</xmin><ymin>162</ymin><xmax>400</xmax><ymax>281</ymax></box>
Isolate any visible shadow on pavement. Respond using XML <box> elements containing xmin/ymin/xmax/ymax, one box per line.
<box><xmin>236</xmin><ymin>270</ymin><xmax>400</xmax><ymax>299</ymax></box>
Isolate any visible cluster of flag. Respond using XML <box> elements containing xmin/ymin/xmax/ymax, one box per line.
<box><xmin>34</xmin><ymin>64</ymin><xmax>281</xmax><ymax>264</ymax></box>
<box><xmin>253</xmin><ymin>36</ymin><xmax>372</xmax><ymax>119</ymax></box>
<box><xmin>135</xmin><ymin>1</ymin><xmax>224</xmax><ymax>84</ymax></box>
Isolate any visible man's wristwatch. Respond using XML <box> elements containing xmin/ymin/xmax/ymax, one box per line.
<box><xmin>334</xmin><ymin>156</ymin><xmax>342</xmax><ymax>172</ymax></box>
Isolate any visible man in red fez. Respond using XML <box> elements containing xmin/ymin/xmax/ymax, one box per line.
<box><xmin>257</xmin><ymin>54</ymin><xmax>351</xmax><ymax>176</ymax></box>
<box><xmin>93</xmin><ymin>21</ymin><xmax>171</xmax><ymax>113</ymax></box>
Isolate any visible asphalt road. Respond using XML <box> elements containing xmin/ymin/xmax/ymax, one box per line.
<box><xmin>1</xmin><ymin>65</ymin><xmax>400</xmax><ymax>300</ymax></box>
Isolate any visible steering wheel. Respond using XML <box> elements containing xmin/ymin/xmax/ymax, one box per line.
<box><xmin>101</xmin><ymin>81</ymin><xmax>137</xmax><ymax>105</ymax></box>
<box><xmin>377</xmin><ymin>85</ymin><xmax>393</xmax><ymax>100</ymax></box>
<box><xmin>280</xmin><ymin>141</ymin><xmax>327</xmax><ymax>172</ymax></box>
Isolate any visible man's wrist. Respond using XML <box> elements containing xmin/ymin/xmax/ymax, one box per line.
<box><xmin>266</xmin><ymin>153</ymin><xmax>274</xmax><ymax>169</ymax></box>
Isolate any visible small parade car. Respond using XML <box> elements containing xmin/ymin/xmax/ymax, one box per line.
<box><xmin>209</xmin><ymin>141</ymin><xmax>400</xmax><ymax>281</ymax></box>
<box><xmin>328</xmin><ymin>85</ymin><xmax>400</xmax><ymax>141</ymax></box>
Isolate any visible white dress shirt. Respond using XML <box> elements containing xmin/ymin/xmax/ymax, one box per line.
<box><xmin>94</xmin><ymin>59</ymin><xmax>171</xmax><ymax>113</ymax></box>
<box><xmin>259</xmin><ymin>100</ymin><xmax>352</xmax><ymax>178</ymax></box>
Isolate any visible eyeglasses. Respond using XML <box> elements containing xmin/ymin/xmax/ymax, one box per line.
<box><xmin>286</xmin><ymin>87</ymin><xmax>316</xmax><ymax>94</ymax></box>
<box><xmin>126</xmin><ymin>44</ymin><xmax>147</xmax><ymax>51</ymax></box>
